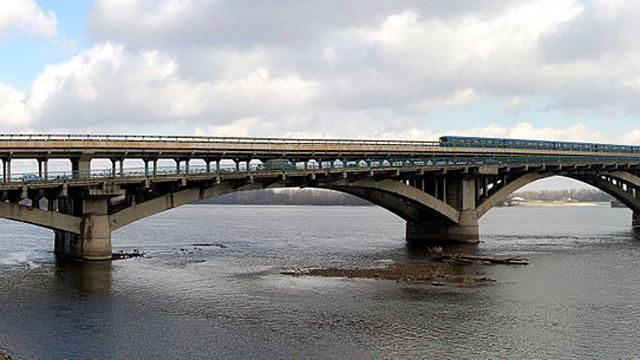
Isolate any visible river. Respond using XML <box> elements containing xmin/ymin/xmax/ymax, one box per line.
<box><xmin>1</xmin><ymin>205</ymin><xmax>639</xmax><ymax>359</ymax></box>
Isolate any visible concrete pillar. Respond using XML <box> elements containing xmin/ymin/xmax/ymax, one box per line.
<box><xmin>434</xmin><ymin>177</ymin><xmax>439</xmax><ymax>199</ymax></box>
<box><xmin>43</xmin><ymin>159</ymin><xmax>48</xmax><ymax>180</ymax></box>
<box><xmin>4</xmin><ymin>158</ymin><xmax>11</xmax><ymax>182</ymax></box>
<box><xmin>144</xmin><ymin>159</ymin><xmax>150</xmax><ymax>177</ymax></box>
<box><xmin>442</xmin><ymin>177</ymin><xmax>447</xmax><ymax>203</ymax></box>
<box><xmin>176</xmin><ymin>159</ymin><xmax>181</xmax><ymax>174</ymax></box>
<box><xmin>185</xmin><ymin>160</ymin><xmax>190</xmax><ymax>174</ymax></box>
<box><xmin>111</xmin><ymin>159</ymin><xmax>117</xmax><ymax>177</ymax></box>
<box><xmin>216</xmin><ymin>160</ymin><xmax>220</xmax><ymax>173</ymax></box>
<box><xmin>118</xmin><ymin>159</ymin><xmax>124</xmax><ymax>177</ymax></box>
<box><xmin>406</xmin><ymin>178</ymin><xmax>479</xmax><ymax>244</ymax></box>
<box><xmin>206</xmin><ymin>160</ymin><xmax>211</xmax><ymax>173</ymax></box>
<box><xmin>153</xmin><ymin>159</ymin><xmax>158</xmax><ymax>176</ymax></box>
<box><xmin>71</xmin><ymin>156</ymin><xmax>91</xmax><ymax>179</ymax></box>
<box><xmin>54</xmin><ymin>197</ymin><xmax>112</xmax><ymax>261</ymax></box>
<box><xmin>48</xmin><ymin>196</ymin><xmax>58</xmax><ymax>212</ymax></box>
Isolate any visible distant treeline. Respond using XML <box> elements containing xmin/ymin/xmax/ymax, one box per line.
<box><xmin>197</xmin><ymin>188</ymin><xmax>612</xmax><ymax>206</ymax></box>
<box><xmin>512</xmin><ymin>189</ymin><xmax>613</xmax><ymax>202</ymax></box>
<box><xmin>198</xmin><ymin>188</ymin><xmax>372</xmax><ymax>206</ymax></box>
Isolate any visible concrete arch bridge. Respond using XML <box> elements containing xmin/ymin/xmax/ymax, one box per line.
<box><xmin>1</xmin><ymin>134</ymin><xmax>640</xmax><ymax>260</ymax></box>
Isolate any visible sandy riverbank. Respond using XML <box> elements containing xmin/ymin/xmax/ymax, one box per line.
<box><xmin>511</xmin><ymin>201</ymin><xmax>610</xmax><ymax>207</ymax></box>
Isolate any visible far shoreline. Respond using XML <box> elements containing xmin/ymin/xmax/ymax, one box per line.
<box><xmin>192</xmin><ymin>201</ymin><xmax>614</xmax><ymax>208</ymax></box>
<box><xmin>507</xmin><ymin>201</ymin><xmax>611</xmax><ymax>208</ymax></box>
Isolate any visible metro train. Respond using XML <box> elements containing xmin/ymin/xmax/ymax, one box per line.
<box><xmin>439</xmin><ymin>136</ymin><xmax>639</xmax><ymax>154</ymax></box>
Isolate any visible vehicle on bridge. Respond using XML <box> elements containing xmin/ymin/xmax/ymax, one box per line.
<box><xmin>21</xmin><ymin>174</ymin><xmax>42</xmax><ymax>182</ymax></box>
<box><xmin>439</xmin><ymin>136</ymin><xmax>638</xmax><ymax>154</ymax></box>
<box><xmin>261</xmin><ymin>159</ymin><xmax>297</xmax><ymax>170</ymax></box>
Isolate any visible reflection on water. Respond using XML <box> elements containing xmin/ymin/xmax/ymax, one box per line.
<box><xmin>54</xmin><ymin>261</ymin><xmax>113</xmax><ymax>295</ymax></box>
<box><xmin>1</xmin><ymin>205</ymin><xmax>640</xmax><ymax>359</ymax></box>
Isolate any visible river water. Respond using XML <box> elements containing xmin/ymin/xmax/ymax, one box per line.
<box><xmin>1</xmin><ymin>205</ymin><xmax>639</xmax><ymax>359</ymax></box>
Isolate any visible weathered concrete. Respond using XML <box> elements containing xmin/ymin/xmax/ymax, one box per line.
<box><xmin>71</xmin><ymin>156</ymin><xmax>91</xmax><ymax>179</ymax></box>
<box><xmin>406</xmin><ymin>213</ymin><xmax>479</xmax><ymax>244</ymax></box>
<box><xmin>406</xmin><ymin>178</ymin><xmax>480</xmax><ymax>244</ymax></box>
<box><xmin>55</xmin><ymin>198</ymin><xmax>112</xmax><ymax>261</ymax></box>
<box><xmin>0</xmin><ymin>201</ymin><xmax>81</xmax><ymax>234</ymax></box>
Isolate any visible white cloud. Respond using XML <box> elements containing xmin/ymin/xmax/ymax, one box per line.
<box><xmin>3</xmin><ymin>43</ymin><xmax>318</xmax><ymax>131</ymax></box>
<box><xmin>86</xmin><ymin>0</ymin><xmax>526</xmax><ymax>48</ymax></box>
<box><xmin>0</xmin><ymin>84</ymin><xmax>30</xmax><ymax>127</ymax></box>
<box><xmin>3</xmin><ymin>0</ymin><xmax>640</xmax><ymax>143</ymax></box>
<box><xmin>460</xmin><ymin>123</ymin><xmax>602</xmax><ymax>142</ymax></box>
<box><xmin>622</xmin><ymin>129</ymin><xmax>640</xmax><ymax>144</ymax></box>
<box><xmin>378</xmin><ymin>122</ymin><xmax>603</xmax><ymax>143</ymax></box>
<box><xmin>0</xmin><ymin>0</ymin><xmax>57</xmax><ymax>38</ymax></box>
<box><xmin>501</xmin><ymin>97</ymin><xmax>527</xmax><ymax>115</ymax></box>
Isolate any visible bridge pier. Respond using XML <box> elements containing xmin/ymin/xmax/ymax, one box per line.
<box><xmin>406</xmin><ymin>210</ymin><xmax>479</xmax><ymax>244</ymax></box>
<box><xmin>54</xmin><ymin>197</ymin><xmax>112</xmax><ymax>261</ymax></box>
<box><xmin>406</xmin><ymin>177</ymin><xmax>480</xmax><ymax>244</ymax></box>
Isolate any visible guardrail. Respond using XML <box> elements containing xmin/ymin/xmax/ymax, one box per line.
<box><xmin>0</xmin><ymin>134</ymin><xmax>440</xmax><ymax>146</ymax></box>
<box><xmin>1</xmin><ymin>156</ymin><xmax>637</xmax><ymax>185</ymax></box>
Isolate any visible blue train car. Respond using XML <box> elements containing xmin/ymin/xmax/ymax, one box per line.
<box><xmin>439</xmin><ymin>136</ymin><xmax>635</xmax><ymax>154</ymax></box>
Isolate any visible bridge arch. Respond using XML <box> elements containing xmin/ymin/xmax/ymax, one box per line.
<box><xmin>477</xmin><ymin>172</ymin><xmax>640</xmax><ymax>218</ymax></box>
<box><xmin>110</xmin><ymin>178</ymin><xmax>461</xmax><ymax>232</ymax></box>
<box><xmin>0</xmin><ymin>202</ymin><xmax>81</xmax><ymax>234</ymax></box>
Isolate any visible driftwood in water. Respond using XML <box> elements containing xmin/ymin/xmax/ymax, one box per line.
<box><xmin>429</xmin><ymin>247</ymin><xmax>528</xmax><ymax>265</ymax></box>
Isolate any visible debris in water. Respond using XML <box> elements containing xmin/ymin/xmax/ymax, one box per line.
<box><xmin>112</xmin><ymin>250</ymin><xmax>144</xmax><ymax>260</ymax></box>
<box><xmin>281</xmin><ymin>261</ymin><xmax>496</xmax><ymax>287</ymax></box>
<box><xmin>192</xmin><ymin>243</ymin><xmax>227</xmax><ymax>249</ymax></box>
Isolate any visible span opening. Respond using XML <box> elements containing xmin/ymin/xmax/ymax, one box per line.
<box><xmin>480</xmin><ymin>175</ymin><xmax>634</xmax><ymax>218</ymax></box>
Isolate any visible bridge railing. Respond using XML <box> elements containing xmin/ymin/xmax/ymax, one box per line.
<box><xmin>0</xmin><ymin>134</ymin><xmax>440</xmax><ymax>146</ymax></box>
<box><xmin>2</xmin><ymin>155</ymin><xmax>639</xmax><ymax>184</ymax></box>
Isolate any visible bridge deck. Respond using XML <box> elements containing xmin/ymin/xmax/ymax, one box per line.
<box><xmin>1</xmin><ymin>134</ymin><xmax>638</xmax><ymax>159</ymax></box>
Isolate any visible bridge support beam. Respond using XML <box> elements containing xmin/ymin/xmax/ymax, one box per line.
<box><xmin>54</xmin><ymin>198</ymin><xmax>112</xmax><ymax>261</ymax></box>
<box><xmin>406</xmin><ymin>178</ymin><xmax>479</xmax><ymax>244</ymax></box>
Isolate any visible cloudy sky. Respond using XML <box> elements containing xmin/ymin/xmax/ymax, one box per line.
<box><xmin>1</xmin><ymin>0</ymin><xmax>639</xmax><ymax>188</ymax></box>
<box><xmin>1</xmin><ymin>0</ymin><xmax>639</xmax><ymax>139</ymax></box>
